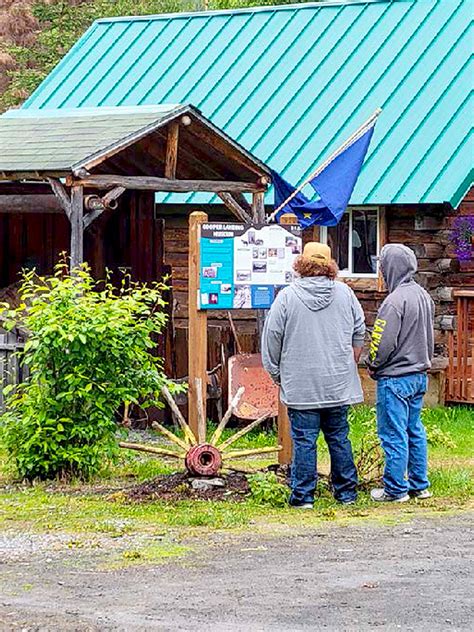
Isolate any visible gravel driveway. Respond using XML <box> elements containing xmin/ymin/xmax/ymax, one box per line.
<box><xmin>0</xmin><ymin>513</ymin><xmax>473</xmax><ymax>631</ymax></box>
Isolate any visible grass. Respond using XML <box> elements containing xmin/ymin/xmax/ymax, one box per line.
<box><xmin>0</xmin><ymin>405</ymin><xmax>472</xmax><ymax>566</ymax></box>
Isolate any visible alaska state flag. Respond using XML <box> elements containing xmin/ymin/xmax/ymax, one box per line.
<box><xmin>272</xmin><ymin>118</ymin><xmax>376</xmax><ymax>228</ymax></box>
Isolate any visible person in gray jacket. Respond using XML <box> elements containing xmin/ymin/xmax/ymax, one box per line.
<box><xmin>262</xmin><ymin>242</ymin><xmax>365</xmax><ymax>508</ymax></box>
<box><xmin>368</xmin><ymin>243</ymin><xmax>435</xmax><ymax>502</ymax></box>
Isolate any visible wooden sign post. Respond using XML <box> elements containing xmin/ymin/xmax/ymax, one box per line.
<box><xmin>188</xmin><ymin>211</ymin><xmax>208</xmax><ymax>440</ymax></box>
<box><xmin>276</xmin><ymin>212</ymin><xmax>298</xmax><ymax>465</ymax></box>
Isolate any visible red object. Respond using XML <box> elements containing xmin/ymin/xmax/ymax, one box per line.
<box><xmin>185</xmin><ymin>444</ymin><xmax>222</xmax><ymax>476</ymax></box>
<box><xmin>228</xmin><ymin>353</ymin><xmax>279</xmax><ymax>420</ymax></box>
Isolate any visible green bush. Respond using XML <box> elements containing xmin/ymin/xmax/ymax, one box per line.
<box><xmin>421</xmin><ymin>408</ymin><xmax>457</xmax><ymax>449</ymax></box>
<box><xmin>0</xmin><ymin>264</ymin><xmax>172</xmax><ymax>481</ymax></box>
<box><xmin>248</xmin><ymin>471</ymin><xmax>289</xmax><ymax>507</ymax></box>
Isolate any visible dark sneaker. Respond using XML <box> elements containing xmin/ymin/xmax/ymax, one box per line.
<box><xmin>370</xmin><ymin>488</ymin><xmax>410</xmax><ymax>503</ymax></box>
<box><xmin>409</xmin><ymin>489</ymin><xmax>433</xmax><ymax>499</ymax></box>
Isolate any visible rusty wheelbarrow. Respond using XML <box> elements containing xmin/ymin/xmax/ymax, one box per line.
<box><xmin>227</xmin><ymin>313</ymin><xmax>279</xmax><ymax>420</ymax></box>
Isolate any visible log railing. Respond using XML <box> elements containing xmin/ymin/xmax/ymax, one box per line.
<box><xmin>446</xmin><ymin>290</ymin><xmax>474</xmax><ymax>403</ymax></box>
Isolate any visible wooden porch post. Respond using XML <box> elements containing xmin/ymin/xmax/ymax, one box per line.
<box><xmin>188</xmin><ymin>211</ymin><xmax>208</xmax><ymax>440</ymax></box>
<box><xmin>70</xmin><ymin>185</ymin><xmax>84</xmax><ymax>270</ymax></box>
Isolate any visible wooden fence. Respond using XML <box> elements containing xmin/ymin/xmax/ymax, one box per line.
<box><xmin>0</xmin><ymin>332</ymin><xmax>25</xmax><ymax>413</ymax></box>
<box><xmin>446</xmin><ymin>291</ymin><xmax>474</xmax><ymax>404</ymax></box>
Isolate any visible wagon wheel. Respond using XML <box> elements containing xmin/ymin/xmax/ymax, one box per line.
<box><xmin>119</xmin><ymin>383</ymin><xmax>281</xmax><ymax>476</ymax></box>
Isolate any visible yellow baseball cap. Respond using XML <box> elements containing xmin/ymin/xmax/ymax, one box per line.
<box><xmin>302</xmin><ymin>242</ymin><xmax>332</xmax><ymax>265</ymax></box>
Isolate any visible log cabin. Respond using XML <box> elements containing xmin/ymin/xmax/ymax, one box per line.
<box><xmin>1</xmin><ymin>0</ymin><xmax>473</xmax><ymax>406</ymax></box>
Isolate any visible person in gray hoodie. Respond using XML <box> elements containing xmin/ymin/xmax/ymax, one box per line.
<box><xmin>262</xmin><ymin>242</ymin><xmax>365</xmax><ymax>508</ymax></box>
<box><xmin>368</xmin><ymin>244</ymin><xmax>435</xmax><ymax>503</ymax></box>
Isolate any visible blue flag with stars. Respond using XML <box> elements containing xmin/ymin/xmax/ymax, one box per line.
<box><xmin>272</xmin><ymin>118</ymin><xmax>376</xmax><ymax>228</ymax></box>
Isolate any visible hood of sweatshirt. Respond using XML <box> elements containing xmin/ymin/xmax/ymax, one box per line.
<box><xmin>380</xmin><ymin>244</ymin><xmax>417</xmax><ymax>292</ymax></box>
<box><xmin>290</xmin><ymin>276</ymin><xmax>335</xmax><ymax>311</ymax></box>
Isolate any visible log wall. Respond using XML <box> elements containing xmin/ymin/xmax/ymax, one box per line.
<box><xmin>162</xmin><ymin>196</ymin><xmax>474</xmax><ymax>386</ymax></box>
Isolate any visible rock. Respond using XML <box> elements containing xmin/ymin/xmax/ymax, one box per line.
<box><xmin>190</xmin><ymin>478</ymin><xmax>225</xmax><ymax>491</ymax></box>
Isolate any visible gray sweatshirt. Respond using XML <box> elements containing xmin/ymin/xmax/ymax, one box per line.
<box><xmin>262</xmin><ymin>277</ymin><xmax>365</xmax><ymax>410</ymax></box>
<box><xmin>368</xmin><ymin>244</ymin><xmax>435</xmax><ymax>378</ymax></box>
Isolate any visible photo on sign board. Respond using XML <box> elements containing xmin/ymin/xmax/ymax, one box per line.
<box><xmin>202</xmin><ymin>266</ymin><xmax>218</xmax><ymax>278</ymax></box>
<box><xmin>285</xmin><ymin>271</ymin><xmax>294</xmax><ymax>283</ymax></box>
<box><xmin>268</xmin><ymin>248</ymin><xmax>278</xmax><ymax>258</ymax></box>
<box><xmin>209</xmin><ymin>293</ymin><xmax>219</xmax><ymax>305</ymax></box>
<box><xmin>259</xmin><ymin>248</ymin><xmax>267</xmax><ymax>259</ymax></box>
<box><xmin>221</xmin><ymin>284</ymin><xmax>232</xmax><ymax>294</ymax></box>
<box><xmin>285</xmin><ymin>236</ymin><xmax>301</xmax><ymax>254</ymax></box>
<box><xmin>201</xmin><ymin>293</ymin><xmax>209</xmax><ymax>306</ymax></box>
<box><xmin>252</xmin><ymin>248</ymin><xmax>259</xmax><ymax>259</ymax></box>
<box><xmin>253</xmin><ymin>261</ymin><xmax>267</xmax><ymax>273</ymax></box>
<box><xmin>233</xmin><ymin>285</ymin><xmax>251</xmax><ymax>309</ymax></box>
<box><xmin>236</xmin><ymin>270</ymin><xmax>251</xmax><ymax>282</ymax></box>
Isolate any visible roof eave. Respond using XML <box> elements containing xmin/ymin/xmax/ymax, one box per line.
<box><xmin>72</xmin><ymin>104</ymin><xmax>191</xmax><ymax>173</ymax></box>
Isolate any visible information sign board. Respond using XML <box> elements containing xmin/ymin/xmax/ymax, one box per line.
<box><xmin>199</xmin><ymin>223</ymin><xmax>302</xmax><ymax>310</ymax></box>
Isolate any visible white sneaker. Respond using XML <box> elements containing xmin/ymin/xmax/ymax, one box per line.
<box><xmin>410</xmin><ymin>489</ymin><xmax>433</xmax><ymax>499</ymax></box>
<box><xmin>370</xmin><ymin>488</ymin><xmax>410</xmax><ymax>503</ymax></box>
<box><xmin>290</xmin><ymin>502</ymin><xmax>314</xmax><ymax>510</ymax></box>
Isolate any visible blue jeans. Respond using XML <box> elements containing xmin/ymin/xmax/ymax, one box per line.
<box><xmin>288</xmin><ymin>406</ymin><xmax>358</xmax><ymax>505</ymax></box>
<box><xmin>376</xmin><ymin>373</ymin><xmax>430</xmax><ymax>498</ymax></box>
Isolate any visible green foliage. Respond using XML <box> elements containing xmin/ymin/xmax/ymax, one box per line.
<box><xmin>0</xmin><ymin>263</ymin><xmax>172</xmax><ymax>481</ymax></box>
<box><xmin>248</xmin><ymin>471</ymin><xmax>289</xmax><ymax>507</ymax></box>
<box><xmin>422</xmin><ymin>407</ymin><xmax>462</xmax><ymax>450</ymax></box>
<box><xmin>0</xmin><ymin>0</ymin><xmax>313</xmax><ymax>111</ymax></box>
<box><xmin>347</xmin><ymin>406</ymin><xmax>384</xmax><ymax>483</ymax></box>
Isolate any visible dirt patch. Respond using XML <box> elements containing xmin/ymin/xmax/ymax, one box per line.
<box><xmin>0</xmin><ymin>513</ymin><xmax>472</xmax><ymax>631</ymax></box>
<box><xmin>124</xmin><ymin>470</ymin><xmax>251</xmax><ymax>502</ymax></box>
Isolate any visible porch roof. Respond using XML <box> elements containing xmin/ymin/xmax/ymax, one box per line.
<box><xmin>0</xmin><ymin>104</ymin><xmax>269</xmax><ymax>182</ymax></box>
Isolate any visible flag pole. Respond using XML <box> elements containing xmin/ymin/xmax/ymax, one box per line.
<box><xmin>267</xmin><ymin>108</ymin><xmax>382</xmax><ymax>223</ymax></box>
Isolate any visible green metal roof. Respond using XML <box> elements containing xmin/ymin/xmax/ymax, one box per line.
<box><xmin>22</xmin><ymin>0</ymin><xmax>474</xmax><ymax>208</ymax></box>
<box><xmin>0</xmin><ymin>105</ymin><xmax>186</xmax><ymax>173</ymax></box>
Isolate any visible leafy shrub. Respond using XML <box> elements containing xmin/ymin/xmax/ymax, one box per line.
<box><xmin>421</xmin><ymin>409</ymin><xmax>457</xmax><ymax>449</ymax></box>
<box><xmin>248</xmin><ymin>471</ymin><xmax>289</xmax><ymax>508</ymax></box>
<box><xmin>0</xmin><ymin>264</ymin><xmax>172</xmax><ymax>481</ymax></box>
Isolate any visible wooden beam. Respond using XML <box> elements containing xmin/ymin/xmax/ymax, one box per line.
<box><xmin>70</xmin><ymin>185</ymin><xmax>84</xmax><ymax>270</ymax></box>
<box><xmin>276</xmin><ymin>212</ymin><xmax>299</xmax><ymax>466</ymax></box>
<box><xmin>103</xmin><ymin>186</ymin><xmax>126</xmax><ymax>207</ymax></box>
<box><xmin>165</xmin><ymin>121</ymin><xmax>179</xmax><ymax>179</ymax></box>
<box><xmin>83</xmin><ymin>187</ymin><xmax>125</xmax><ymax>229</ymax></box>
<box><xmin>277</xmin><ymin>399</ymin><xmax>293</xmax><ymax>466</ymax></box>
<box><xmin>0</xmin><ymin>195</ymin><xmax>62</xmax><ymax>214</ymax></box>
<box><xmin>185</xmin><ymin>119</ymin><xmax>267</xmax><ymax>177</ymax></box>
<box><xmin>232</xmin><ymin>192</ymin><xmax>252</xmax><ymax>214</ymax></box>
<box><xmin>217</xmin><ymin>192</ymin><xmax>253</xmax><ymax>223</ymax></box>
<box><xmin>47</xmin><ymin>177</ymin><xmax>71</xmax><ymax>220</ymax></box>
<box><xmin>83</xmin><ymin>208</ymin><xmax>105</xmax><ymax>229</ymax></box>
<box><xmin>0</xmin><ymin>171</ymin><xmax>68</xmax><ymax>181</ymax></box>
<box><xmin>188</xmin><ymin>211</ymin><xmax>208</xmax><ymax>440</ymax></box>
<box><xmin>252</xmin><ymin>191</ymin><xmax>266</xmax><ymax>222</ymax></box>
<box><xmin>377</xmin><ymin>207</ymin><xmax>388</xmax><ymax>292</ymax></box>
<box><xmin>72</xmin><ymin>175</ymin><xmax>265</xmax><ymax>194</ymax></box>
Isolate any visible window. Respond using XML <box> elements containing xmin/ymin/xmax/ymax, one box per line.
<box><xmin>321</xmin><ymin>208</ymin><xmax>380</xmax><ymax>277</ymax></box>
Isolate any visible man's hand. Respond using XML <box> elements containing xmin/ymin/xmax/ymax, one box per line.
<box><xmin>367</xmin><ymin>367</ymin><xmax>376</xmax><ymax>380</ymax></box>
<box><xmin>353</xmin><ymin>346</ymin><xmax>363</xmax><ymax>364</ymax></box>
